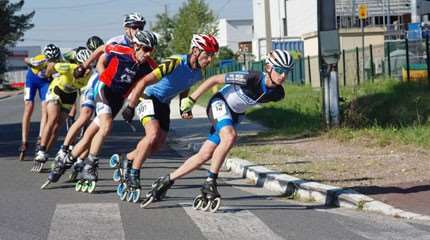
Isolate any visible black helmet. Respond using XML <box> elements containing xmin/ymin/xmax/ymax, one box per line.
<box><xmin>75</xmin><ymin>48</ymin><xmax>92</xmax><ymax>64</ymax></box>
<box><xmin>86</xmin><ymin>36</ymin><xmax>104</xmax><ymax>52</ymax></box>
<box><xmin>43</xmin><ymin>44</ymin><xmax>61</xmax><ymax>60</ymax></box>
<box><xmin>123</xmin><ymin>12</ymin><xmax>146</xmax><ymax>29</ymax></box>
<box><xmin>132</xmin><ymin>30</ymin><xmax>158</xmax><ymax>49</ymax></box>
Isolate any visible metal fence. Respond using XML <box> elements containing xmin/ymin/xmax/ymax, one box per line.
<box><xmin>204</xmin><ymin>58</ymin><xmax>306</xmax><ymax>85</ymax></box>
<box><xmin>206</xmin><ymin>36</ymin><xmax>430</xmax><ymax>88</ymax></box>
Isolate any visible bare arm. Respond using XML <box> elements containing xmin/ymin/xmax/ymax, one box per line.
<box><xmin>188</xmin><ymin>74</ymin><xmax>225</xmax><ymax>101</ymax></box>
<box><xmin>96</xmin><ymin>53</ymin><xmax>107</xmax><ymax>74</ymax></box>
<box><xmin>82</xmin><ymin>44</ymin><xmax>105</xmax><ymax>69</ymax></box>
<box><xmin>127</xmin><ymin>72</ymin><xmax>159</xmax><ymax>108</ymax></box>
<box><xmin>45</xmin><ymin>62</ymin><xmax>57</xmax><ymax>78</ymax></box>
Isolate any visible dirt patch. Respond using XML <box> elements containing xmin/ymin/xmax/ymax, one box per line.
<box><xmin>229</xmin><ymin>135</ymin><xmax>430</xmax><ymax>188</ymax></box>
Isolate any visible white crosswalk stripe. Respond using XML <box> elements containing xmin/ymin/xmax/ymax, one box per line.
<box><xmin>182</xmin><ymin>205</ymin><xmax>285</xmax><ymax>240</ymax></box>
<box><xmin>47</xmin><ymin>203</ymin><xmax>125</xmax><ymax>240</ymax></box>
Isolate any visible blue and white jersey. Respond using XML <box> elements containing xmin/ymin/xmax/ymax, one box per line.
<box><xmin>219</xmin><ymin>71</ymin><xmax>285</xmax><ymax>114</ymax></box>
<box><xmin>106</xmin><ymin>34</ymin><xmax>133</xmax><ymax>47</ymax></box>
<box><xmin>144</xmin><ymin>54</ymin><xmax>203</xmax><ymax>104</ymax></box>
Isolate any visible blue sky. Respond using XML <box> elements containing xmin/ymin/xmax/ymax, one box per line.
<box><xmin>17</xmin><ymin>0</ymin><xmax>253</xmax><ymax>48</ymax></box>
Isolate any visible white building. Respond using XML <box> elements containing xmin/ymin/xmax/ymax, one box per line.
<box><xmin>252</xmin><ymin>0</ymin><xmax>413</xmax><ymax>58</ymax></box>
<box><xmin>217</xmin><ymin>18</ymin><xmax>253</xmax><ymax>53</ymax></box>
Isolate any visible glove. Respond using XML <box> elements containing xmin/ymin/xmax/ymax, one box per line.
<box><xmin>73</xmin><ymin>64</ymin><xmax>87</xmax><ymax>79</ymax></box>
<box><xmin>122</xmin><ymin>105</ymin><xmax>135</xmax><ymax>123</ymax></box>
<box><xmin>180</xmin><ymin>96</ymin><xmax>196</xmax><ymax>113</ymax></box>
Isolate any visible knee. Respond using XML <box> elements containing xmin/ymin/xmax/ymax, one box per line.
<box><xmin>98</xmin><ymin>124</ymin><xmax>111</xmax><ymax>137</ymax></box>
<box><xmin>144</xmin><ymin>132</ymin><xmax>159</xmax><ymax>147</ymax></box>
<box><xmin>198</xmin><ymin>149</ymin><xmax>213</xmax><ymax>162</ymax></box>
<box><xmin>221</xmin><ymin>131</ymin><xmax>237</xmax><ymax>146</ymax></box>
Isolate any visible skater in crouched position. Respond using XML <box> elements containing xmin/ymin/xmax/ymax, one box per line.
<box><xmin>32</xmin><ymin>48</ymin><xmax>93</xmax><ymax>173</ymax></box>
<box><xmin>42</xmin><ymin>30</ymin><xmax>158</xmax><ymax>193</ymax></box>
<box><xmin>110</xmin><ymin>34</ymin><xmax>219</xmax><ymax>203</ymax></box>
<box><xmin>141</xmin><ymin>49</ymin><xmax>293</xmax><ymax>212</ymax></box>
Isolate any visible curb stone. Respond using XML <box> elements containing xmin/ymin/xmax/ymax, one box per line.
<box><xmin>188</xmin><ymin>142</ymin><xmax>430</xmax><ymax>221</ymax></box>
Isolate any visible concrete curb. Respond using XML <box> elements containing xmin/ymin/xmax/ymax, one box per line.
<box><xmin>0</xmin><ymin>90</ymin><xmax>23</xmax><ymax>100</ymax></box>
<box><xmin>189</xmin><ymin>142</ymin><xmax>430</xmax><ymax>221</ymax></box>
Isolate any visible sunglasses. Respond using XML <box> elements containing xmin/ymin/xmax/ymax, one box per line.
<box><xmin>129</xmin><ymin>25</ymin><xmax>143</xmax><ymax>30</ymax></box>
<box><xmin>273</xmin><ymin>65</ymin><xmax>293</xmax><ymax>75</ymax></box>
<box><xmin>136</xmin><ymin>46</ymin><xmax>154</xmax><ymax>52</ymax></box>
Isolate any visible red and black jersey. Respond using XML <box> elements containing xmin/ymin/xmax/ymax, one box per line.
<box><xmin>100</xmin><ymin>44</ymin><xmax>157</xmax><ymax>97</ymax></box>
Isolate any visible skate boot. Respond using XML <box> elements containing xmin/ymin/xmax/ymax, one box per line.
<box><xmin>118</xmin><ymin>168</ymin><xmax>141</xmax><ymax>203</ymax></box>
<box><xmin>140</xmin><ymin>174</ymin><xmax>174</xmax><ymax>208</ymax></box>
<box><xmin>34</xmin><ymin>137</ymin><xmax>41</xmax><ymax>154</ymax></box>
<box><xmin>68</xmin><ymin>159</ymin><xmax>84</xmax><ymax>182</ymax></box>
<box><xmin>31</xmin><ymin>149</ymin><xmax>48</xmax><ymax>173</ymax></box>
<box><xmin>193</xmin><ymin>180</ymin><xmax>221</xmax><ymax>213</ymax></box>
<box><xmin>18</xmin><ymin>142</ymin><xmax>28</xmax><ymax>161</ymax></box>
<box><xmin>40</xmin><ymin>153</ymin><xmax>75</xmax><ymax>189</ymax></box>
<box><xmin>75</xmin><ymin>157</ymin><xmax>98</xmax><ymax>193</ymax></box>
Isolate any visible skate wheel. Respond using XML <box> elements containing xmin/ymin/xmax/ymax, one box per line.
<box><xmin>109</xmin><ymin>154</ymin><xmax>120</xmax><ymax>168</ymax></box>
<box><xmin>81</xmin><ymin>181</ymin><xmax>89</xmax><ymax>192</ymax></box>
<box><xmin>209</xmin><ymin>197</ymin><xmax>221</xmax><ymax>213</ymax></box>
<box><xmin>75</xmin><ymin>181</ymin><xmax>83</xmax><ymax>192</ymax></box>
<box><xmin>117</xmin><ymin>183</ymin><xmax>126</xmax><ymax>197</ymax></box>
<box><xmin>140</xmin><ymin>196</ymin><xmax>154</xmax><ymax>208</ymax></box>
<box><xmin>126</xmin><ymin>191</ymin><xmax>134</xmax><ymax>202</ymax></box>
<box><xmin>87</xmin><ymin>181</ymin><xmax>96</xmax><ymax>193</ymax></box>
<box><xmin>192</xmin><ymin>195</ymin><xmax>203</xmax><ymax>210</ymax></box>
<box><xmin>131</xmin><ymin>190</ymin><xmax>141</xmax><ymax>203</ymax></box>
<box><xmin>201</xmin><ymin>199</ymin><xmax>211</xmax><ymax>212</ymax></box>
<box><xmin>120</xmin><ymin>188</ymin><xmax>128</xmax><ymax>201</ymax></box>
<box><xmin>113</xmin><ymin>169</ymin><xmax>121</xmax><ymax>182</ymax></box>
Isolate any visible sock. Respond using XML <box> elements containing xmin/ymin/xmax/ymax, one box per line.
<box><xmin>206</xmin><ymin>170</ymin><xmax>218</xmax><ymax>182</ymax></box>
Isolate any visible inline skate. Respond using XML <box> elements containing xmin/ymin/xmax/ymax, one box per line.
<box><xmin>192</xmin><ymin>180</ymin><xmax>221</xmax><ymax>213</ymax></box>
<box><xmin>140</xmin><ymin>175</ymin><xmax>174</xmax><ymax>208</ymax></box>
<box><xmin>75</xmin><ymin>157</ymin><xmax>98</xmax><ymax>193</ymax></box>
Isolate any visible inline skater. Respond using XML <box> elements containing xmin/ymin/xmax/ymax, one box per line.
<box><xmin>140</xmin><ymin>49</ymin><xmax>293</xmax><ymax>212</ymax></box>
<box><xmin>19</xmin><ymin>44</ymin><xmax>61</xmax><ymax>161</ymax></box>
<box><xmin>32</xmin><ymin>48</ymin><xmax>93</xmax><ymax>173</ymax></box>
<box><xmin>110</xmin><ymin>34</ymin><xmax>219</xmax><ymax>203</ymax></box>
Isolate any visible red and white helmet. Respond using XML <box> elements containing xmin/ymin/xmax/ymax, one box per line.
<box><xmin>190</xmin><ymin>34</ymin><xmax>219</xmax><ymax>54</ymax></box>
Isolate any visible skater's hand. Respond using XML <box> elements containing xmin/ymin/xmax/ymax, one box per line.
<box><xmin>73</xmin><ymin>64</ymin><xmax>87</xmax><ymax>79</ymax></box>
<box><xmin>122</xmin><ymin>105</ymin><xmax>135</xmax><ymax>123</ymax></box>
<box><xmin>180</xmin><ymin>96</ymin><xmax>195</xmax><ymax>113</ymax></box>
<box><xmin>181</xmin><ymin>111</ymin><xmax>193</xmax><ymax>120</ymax></box>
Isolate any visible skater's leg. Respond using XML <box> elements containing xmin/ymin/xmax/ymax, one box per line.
<box><xmin>63</xmin><ymin>106</ymin><xmax>93</xmax><ymax>147</ymax></box>
<box><xmin>169</xmin><ymin>140</ymin><xmax>217</xmax><ymax>180</ymax></box>
<box><xmin>70</xmin><ymin>121</ymin><xmax>99</xmax><ymax>159</ymax></box>
<box><xmin>208</xmin><ymin>126</ymin><xmax>237</xmax><ymax>174</ymax></box>
<box><xmin>132</xmin><ymin>119</ymin><xmax>163</xmax><ymax>169</ymax></box>
<box><xmin>21</xmin><ymin>100</ymin><xmax>34</xmax><ymax>146</ymax></box>
<box><xmin>88</xmin><ymin>113</ymin><xmax>112</xmax><ymax>156</ymax></box>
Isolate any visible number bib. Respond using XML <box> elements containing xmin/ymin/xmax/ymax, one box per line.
<box><xmin>211</xmin><ymin>100</ymin><xmax>229</xmax><ymax>119</ymax></box>
<box><xmin>136</xmin><ymin>99</ymin><xmax>155</xmax><ymax>119</ymax></box>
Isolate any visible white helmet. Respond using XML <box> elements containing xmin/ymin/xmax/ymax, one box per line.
<box><xmin>266</xmin><ymin>49</ymin><xmax>294</xmax><ymax>70</ymax></box>
<box><xmin>75</xmin><ymin>48</ymin><xmax>91</xmax><ymax>64</ymax></box>
<box><xmin>132</xmin><ymin>30</ymin><xmax>158</xmax><ymax>49</ymax></box>
<box><xmin>123</xmin><ymin>12</ymin><xmax>146</xmax><ymax>29</ymax></box>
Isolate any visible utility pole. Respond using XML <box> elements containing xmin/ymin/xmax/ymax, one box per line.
<box><xmin>264</xmin><ymin>0</ymin><xmax>272</xmax><ymax>55</ymax></box>
<box><xmin>317</xmin><ymin>0</ymin><xmax>340</xmax><ymax>127</ymax></box>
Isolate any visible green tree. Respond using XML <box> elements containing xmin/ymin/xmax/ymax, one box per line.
<box><xmin>151</xmin><ymin>12</ymin><xmax>175</xmax><ymax>61</ymax></box>
<box><xmin>172</xmin><ymin>0</ymin><xmax>217</xmax><ymax>54</ymax></box>
<box><xmin>217</xmin><ymin>46</ymin><xmax>235</xmax><ymax>60</ymax></box>
<box><xmin>0</xmin><ymin>0</ymin><xmax>34</xmax><ymax>79</ymax></box>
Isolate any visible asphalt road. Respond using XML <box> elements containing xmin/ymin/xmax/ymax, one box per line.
<box><xmin>0</xmin><ymin>94</ymin><xmax>429</xmax><ymax>240</ymax></box>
